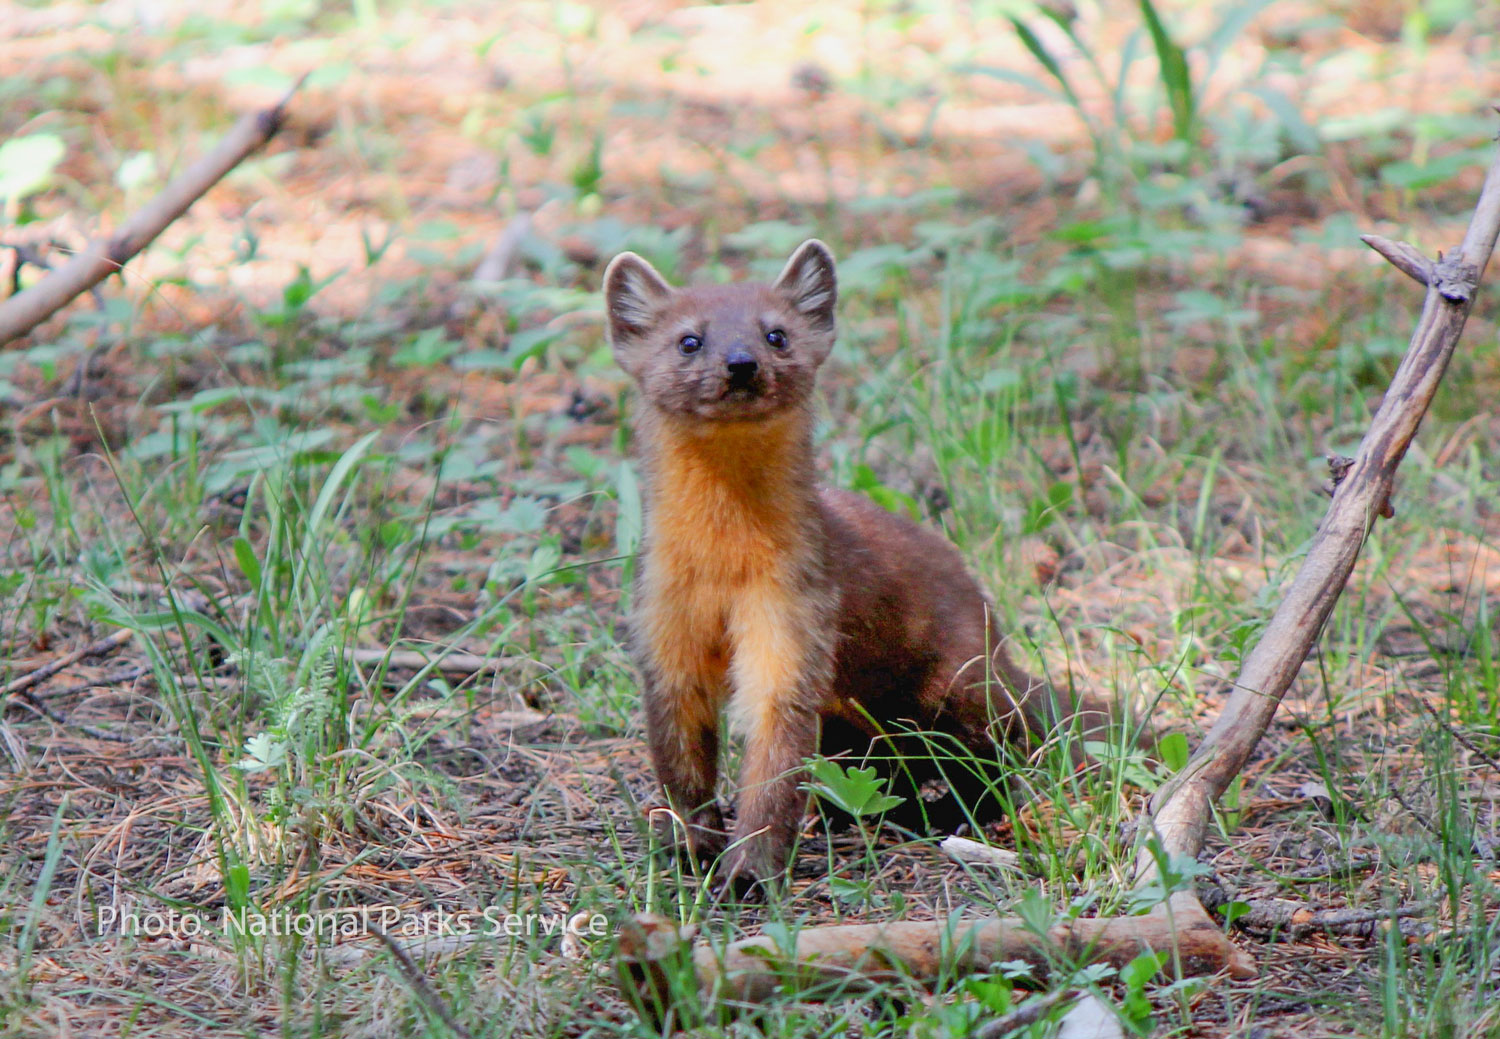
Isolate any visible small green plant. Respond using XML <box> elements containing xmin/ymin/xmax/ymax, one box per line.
<box><xmin>1128</xmin><ymin>838</ymin><xmax>1214</xmax><ymax>916</ymax></box>
<box><xmin>0</xmin><ymin>132</ymin><xmax>65</xmax><ymax>226</ymax></box>
<box><xmin>988</xmin><ymin>0</ymin><xmax>1315</xmax><ymax>215</ymax></box>
<box><xmin>804</xmin><ymin>759</ymin><xmax>906</xmax><ymax>907</ymax></box>
<box><xmin>1119</xmin><ymin>950</ymin><xmax>1170</xmax><ymax>1032</ymax></box>
<box><xmin>804</xmin><ymin>759</ymin><xmax>906</xmax><ymax>819</ymax></box>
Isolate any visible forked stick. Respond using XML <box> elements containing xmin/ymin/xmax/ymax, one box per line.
<box><xmin>1139</xmin><ymin>138</ymin><xmax>1500</xmax><ymax>872</ymax></box>
<box><xmin>0</xmin><ymin>77</ymin><xmax>304</xmax><ymax>347</ymax></box>
<box><xmin>617</xmin><ymin>138</ymin><xmax>1500</xmax><ymax>1030</ymax></box>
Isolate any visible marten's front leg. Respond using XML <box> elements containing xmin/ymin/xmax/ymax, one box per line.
<box><xmin>635</xmin><ymin>577</ymin><xmax>734</xmax><ymax>862</ymax></box>
<box><xmin>722</xmin><ymin>580</ymin><xmax>832</xmax><ymax>882</ymax></box>
<box><xmin>727</xmin><ymin>703</ymin><xmax>819</xmax><ymax>881</ymax></box>
<box><xmin>642</xmin><ymin>673</ymin><xmax>726</xmax><ymax>861</ymax></box>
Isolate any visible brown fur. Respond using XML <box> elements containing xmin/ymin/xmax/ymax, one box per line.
<box><xmin>604</xmin><ymin>241</ymin><xmax>1109</xmax><ymax>882</ymax></box>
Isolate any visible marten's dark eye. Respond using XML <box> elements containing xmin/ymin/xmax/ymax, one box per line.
<box><xmin>765</xmin><ymin>329</ymin><xmax>787</xmax><ymax>349</ymax></box>
<box><xmin>678</xmin><ymin>335</ymin><xmax>702</xmax><ymax>356</ymax></box>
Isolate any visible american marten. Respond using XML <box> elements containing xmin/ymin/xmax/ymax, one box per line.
<box><xmin>604</xmin><ymin>240</ymin><xmax>1110</xmax><ymax>884</ymax></box>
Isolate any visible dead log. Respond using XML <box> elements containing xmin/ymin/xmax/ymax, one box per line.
<box><xmin>0</xmin><ymin>77</ymin><xmax>304</xmax><ymax>347</ymax></box>
<box><xmin>617</xmin><ymin>892</ymin><xmax>1246</xmax><ymax>1032</ymax></box>
<box><xmin>615</xmin><ymin>137</ymin><xmax>1500</xmax><ymax>1029</ymax></box>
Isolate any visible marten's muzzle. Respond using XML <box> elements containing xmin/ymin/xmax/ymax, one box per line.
<box><xmin>724</xmin><ymin>350</ymin><xmax>762</xmax><ymax>395</ymax></box>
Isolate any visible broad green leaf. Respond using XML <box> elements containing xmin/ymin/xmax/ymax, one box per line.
<box><xmin>0</xmin><ymin>133</ymin><xmax>65</xmax><ymax>203</ymax></box>
<box><xmin>233</xmin><ymin>535</ymin><xmax>263</xmax><ymax>587</ymax></box>
<box><xmin>1158</xmin><ymin>731</ymin><xmax>1190</xmax><ymax>772</ymax></box>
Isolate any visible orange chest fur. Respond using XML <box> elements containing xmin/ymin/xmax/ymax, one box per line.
<box><xmin>649</xmin><ymin>468</ymin><xmax>794</xmax><ymax>586</ymax></box>
<box><xmin>643</xmin><ymin>419</ymin><xmax>809</xmax><ymax>587</ymax></box>
<box><xmin>637</xmin><ymin>418</ymin><xmax>818</xmax><ymax>690</ymax></box>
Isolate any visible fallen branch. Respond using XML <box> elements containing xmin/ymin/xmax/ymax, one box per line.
<box><xmin>1221</xmin><ymin>897</ymin><xmax>1432</xmax><ymax>941</ymax></box>
<box><xmin>0</xmin><ymin>77</ymin><xmax>304</xmax><ymax>347</ymax></box>
<box><xmin>2</xmin><ymin>662</ymin><xmax>146</xmax><ymax>743</ymax></box>
<box><xmin>1139</xmin><ymin>140</ymin><xmax>1500</xmax><ymax>878</ymax></box>
<box><xmin>2</xmin><ymin>628</ymin><xmax>134</xmax><ymax>698</ymax></box>
<box><xmin>345</xmin><ymin>648</ymin><xmax>508</xmax><ymax>674</ymax></box>
<box><xmin>618</xmin><ymin>892</ymin><xmax>1251</xmax><ymax>1031</ymax></box>
<box><xmin>2</xmin><ymin>629</ymin><xmax>138</xmax><ymax>741</ymax></box>
<box><xmin>5</xmin><ymin>686</ymin><xmax>132</xmax><ymax>742</ymax></box>
<box><xmin>614</xmin><ymin>136</ymin><xmax>1500</xmax><ymax>1029</ymax></box>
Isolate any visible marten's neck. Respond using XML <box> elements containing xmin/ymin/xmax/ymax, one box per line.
<box><xmin>638</xmin><ymin>405</ymin><xmax>818</xmax><ymax>578</ymax></box>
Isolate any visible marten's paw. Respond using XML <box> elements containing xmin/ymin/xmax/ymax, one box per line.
<box><xmin>711</xmin><ymin>871</ymin><xmax>765</xmax><ymax>904</ymax></box>
<box><xmin>710</xmin><ymin>850</ymin><xmax>770</xmax><ymax>904</ymax></box>
<box><xmin>649</xmin><ymin>809</ymin><xmax>727</xmax><ymax>868</ymax></box>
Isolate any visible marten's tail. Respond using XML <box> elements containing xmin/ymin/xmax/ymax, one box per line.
<box><xmin>991</xmin><ymin>646</ymin><xmax>1149</xmax><ymax>766</ymax></box>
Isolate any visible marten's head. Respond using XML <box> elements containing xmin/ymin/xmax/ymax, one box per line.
<box><xmin>603</xmin><ymin>240</ymin><xmax>837</xmax><ymax>422</ymax></box>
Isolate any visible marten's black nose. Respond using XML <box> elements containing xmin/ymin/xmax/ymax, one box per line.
<box><xmin>726</xmin><ymin>351</ymin><xmax>759</xmax><ymax>382</ymax></box>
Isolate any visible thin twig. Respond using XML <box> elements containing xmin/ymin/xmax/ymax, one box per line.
<box><xmin>973</xmin><ymin>988</ymin><xmax>1081</xmax><ymax>1039</ymax></box>
<box><xmin>1</xmin><ymin>629</ymin><xmax>134</xmax><ymax>697</ymax></box>
<box><xmin>26</xmin><ymin>665</ymin><xmax>149</xmax><ymax>701</ymax></box>
<box><xmin>5</xmin><ymin>686</ymin><xmax>131</xmax><ymax>742</ymax></box>
<box><xmin>0</xmin><ymin>76</ymin><xmax>305</xmax><ymax>346</ymax></box>
<box><xmin>1412</xmin><ymin>695</ymin><xmax>1500</xmax><ymax>775</ymax></box>
<box><xmin>1386</xmin><ymin>787</ymin><xmax>1442</xmax><ymax>837</ymax></box>
<box><xmin>1285</xmin><ymin>855</ymin><xmax>1380</xmax><ymax>880</ymax></box>
<box><xmin>5</xmin><ymin>662</ymin><xmax>148</xmax><ymax>742</ymax></box>
<box><xmin>370</xmin><ymin>926</ymin><xmax>474</xmax><ymax>1039</ymax></box>
<box><xmin>3</xmin><ymin>635</ymin><xmax>140</xmax><ymax>742</ymax></box>
<box><xmin>1361</xmin><ymin>233</ymin><xmax>1434</xmax><ymax>286</ymax></box>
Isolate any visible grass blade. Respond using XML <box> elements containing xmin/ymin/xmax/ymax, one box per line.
<box><xmin>1138</xmin><ymin>0</ymin><xmax>1195</xmax><ymax>146</ymax></box>
<box><xmin>17</xmin><ymin>797</ymin><xmax>67</xmax><ymax>984</ymax></box>
<box><xmin>1007</xmin><ymin>16</ymin><xmax>1086</xmax><ymax>116</ymax></box>
<box><xmin>1203</xmin><ymin>0</ymin><xmax>1278</xmax><ymax>74</ymax></box>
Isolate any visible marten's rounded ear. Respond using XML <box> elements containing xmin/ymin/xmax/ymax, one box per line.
<box><xmin>773</xmin><ymin>239</ymin><xmax>837</xmax><ymax>330</ymax></box>
<box><xmin>603</xmin><ymin>252</ymin><xmax>673</xmax><ymax>346</ymax></box>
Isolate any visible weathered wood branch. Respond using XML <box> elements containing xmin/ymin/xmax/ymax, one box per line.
<box><xmin>614</xmin><ymin>139</ymin><xmax>1500</xmax><ymax>1031</ymax></box>
<box><xmin>0</xmin><ymin>78</ymin><xmax>304</xmax><ymax>347</ymax></box>
<box><xmin>617</xmin><ymin>892</ymin><xmax>1250</xmax><ymax>1032</ymax></box>
<box><xmin>1140</xmin><ymin>141</ymin><xmax>1500</xmax><ymax>875</ymax></box>
<box><xmin>1360</xmin><ymin>233</ymin><xmax>1434</xmax><ymax>286</ymax></box>
<box><xmin>344</xmin><ymin>648</ymin><xmax>510</xmax><ymax>675</ymax></box>
<box><xmin>1</xmin><ymin>628</ymin><xmax>134</xmax><ymax>697</ymax></box>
